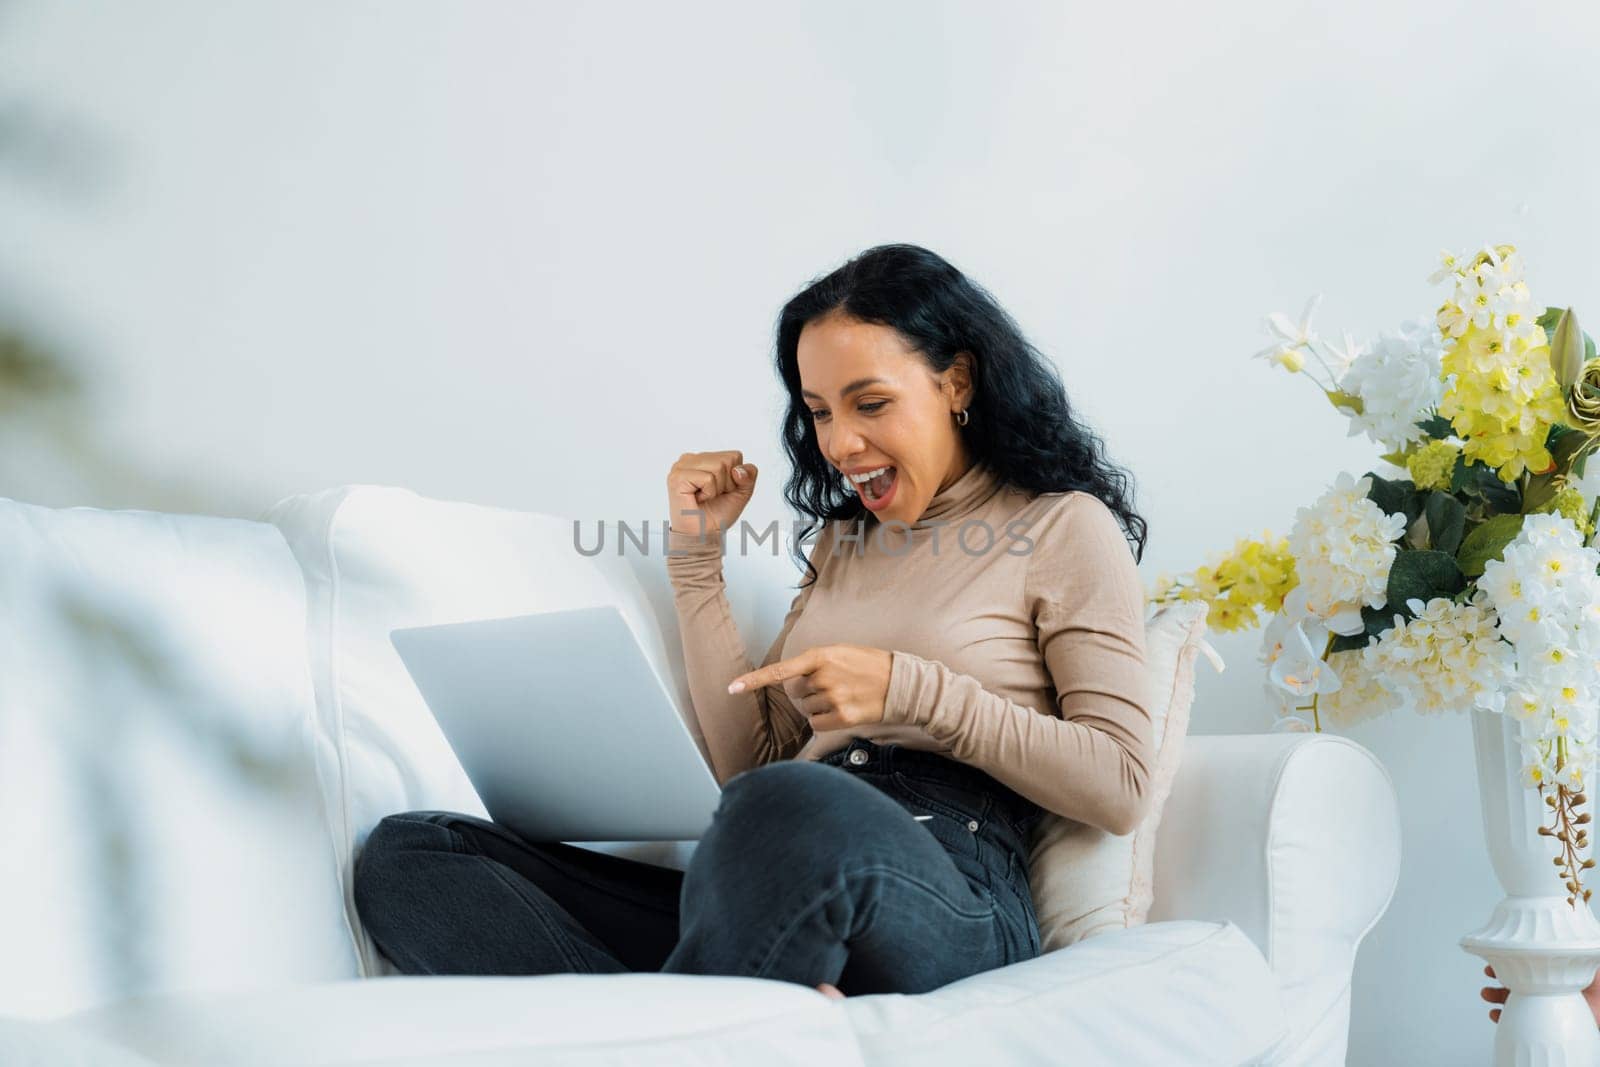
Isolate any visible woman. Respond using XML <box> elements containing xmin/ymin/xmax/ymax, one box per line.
<box><xmin>353</xmin><ymin>242</ymin><xmax>1154</xmax><ymax>998</ymax></box>
<box><xmin>1481</xmin><ymin>964</ymin><xmax>1600</xmax><ymax>1025</ymax></box>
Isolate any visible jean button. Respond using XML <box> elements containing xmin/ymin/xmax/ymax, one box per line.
<box><xmin>966</xmin><ymin>819</ymin><xmax>979</xmax><ymax>832</ymax></box>
<box><xmin>848</xmin><ymin>749</ymin><xmax>869</xmax><ymax>766</ymax></box>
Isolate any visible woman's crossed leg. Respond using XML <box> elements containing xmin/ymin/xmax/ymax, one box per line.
<box><xmin>353</xmin><ymin>757</ymin><xmax>1011</xmax><ymax>994</ymax></box>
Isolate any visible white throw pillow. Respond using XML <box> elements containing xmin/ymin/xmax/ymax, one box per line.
<box><xmin>261</xmin><ymin>485</ymin><xmax>800</xmax><ymax>977</ymax></box>
<box><xmin>1026</xmin><ymin>599</ymin><xmax>1222</xmax><ymax>952</ymax></box>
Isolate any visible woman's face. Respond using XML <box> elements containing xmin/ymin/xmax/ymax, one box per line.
<box><xmin>796</xmin><ymin>313</ymin><xmax>972</xmax><ymax>526</ymax></box>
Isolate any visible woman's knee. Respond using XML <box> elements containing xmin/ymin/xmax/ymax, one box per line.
<box><xmin>722</xmin><ymin>760</ymin><xmax>845</xmax><ymax>819</ymax></box>
<box><xmin>702</xmin><ymin>760</ymin><xmax>886</xmax><ymax>863</ymax></box>
<box><xmin>353</xmin><ymin>811</ymin><xmax>461</xmax><ymax>919</ymax></box>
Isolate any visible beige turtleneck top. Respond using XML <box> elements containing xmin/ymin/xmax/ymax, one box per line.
<box><xmin>664</xmin><ymin>459</ymin><xmax>1153</xmax><ymax>836</ymax></box>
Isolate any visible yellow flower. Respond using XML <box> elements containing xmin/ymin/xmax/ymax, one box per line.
<box><xmin>1438</xmin><ymin>318</ymin><xmax>1564</xmax><ymax>483</ymax></box>
<box><xmin>1431</xmin><ymin>243</ymin><xmax>1566</xmax><ymax>482</ymax></box>
<box><xmin>1406</xmin><ymin>441</ymin><xmax>1460</xmax><ymax>491</ymax></box>
<box><xmin>1146</xmin><ymin>532</ymin><xmax>1297</xmax><ymax>633</ymax></box>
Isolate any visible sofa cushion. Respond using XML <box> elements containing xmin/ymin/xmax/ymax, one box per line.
<box><xmin>44</xmin><ymin>920</ymin><xmax>1281</xmax><ymax>1067</ymax></box>
<box><xmin>0</xmin><ymin>1015</ymin><xmax>159</xmax><ymax>1067</ymax></box>
<box><xmin>262</xmin><ymin>486</ymin><xmax>801</xmax><ymax>977</ymax></box>
<box><xmin>0</xmin><ymin>498</ymin><xmax>359</xmax><ymax>1019</ymax></box>
<box><xmin>842</xmin><ymin>919</ymin><xmax>1286</xmax><ymax>1066</ymax></box>
<box><xmin>1027</xmin><ymin>600</ymin><xmax>1220</xmax><ymax>951</ymax></box>
<box><xmin>54</xmin><ymin>972</ymin><xmax>863</xmax><ymax>1067</ymax></box>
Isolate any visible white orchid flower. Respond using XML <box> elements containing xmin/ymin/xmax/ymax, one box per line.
<box><xmin>1320</xmin><ymin>330</ymin><xmax>1367</xmax><ymax>383</ymax></box>
<box><xmin>1281</xmin><ymin>584</ymin><xmax>1366</xmax><ymax>637</ymax></box>
<box><xmin>1253</xmin><ymin>294</ymin><xmax>1324</xmax><ymax>368</ymax></box>
<box><xmin>1267</xmin><ymin>618</ymin><xmax>1345</xmax><ymax>698</ymax></box>
<box><xmin>1265</xmin><ymin>294</ymin><xmax>1324</xmax><ymax>348</ymax></box>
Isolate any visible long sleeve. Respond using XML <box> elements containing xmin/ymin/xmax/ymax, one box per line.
<box><xmin>664</xmin><ymin>522</ymin><xmax>831</xmax><ymax>784</ymax></box>
<box><xmin>879</xmin><ymin>494</ymin><xmax>1154</xmax><ymax>835</ymax></box>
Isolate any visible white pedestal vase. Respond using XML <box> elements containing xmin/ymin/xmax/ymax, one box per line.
<box><xmin>1461</xmin><ymin>705</ymin><xmax>1600</xmax><ymax>1066</ymax></box>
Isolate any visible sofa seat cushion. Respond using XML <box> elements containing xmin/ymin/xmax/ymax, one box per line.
<box><xmin>0</xmin><ymin>1015</ymin><xmax>162</xmax><ymax>1067</ymax></box>
<box><xmin>841</xmin><ymin>919</ymin><xmax>1288</xmax><ymax>1066</ymax></box>
<box><xmin>33</xmin><ymin>922</ymin><xmax>1286</xmax><ymax>1067</ymax></box>
<box><xmin>51</xmin><ymin>973</ymin><xmax>863</xmax><ymax>1067</ymax></box>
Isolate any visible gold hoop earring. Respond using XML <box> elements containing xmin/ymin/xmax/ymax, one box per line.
<box><xmin>955</xmin><ymin>408</ymin><xmax>970</xmax><ymax>426</ymax></box>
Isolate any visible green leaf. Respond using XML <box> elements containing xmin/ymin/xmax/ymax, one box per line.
<box><xmin>1404</xmin><ymin>510</ymin><xmax>1431</xmax><ymax>551</ymax></box>
<box><xmin>1328</xmin><ymin>633</ymin><xmax>1365</xmax><ymax>654</ymax></box>
<box><xmin>1524</xmin><ymin>472</ymin><xmax>1561</xmax><ymax>514</ymax></box>
<box><xmin>1327</xmin><ymin>389</ymin><xmax>1364</xmax><ymax>416</ymax></box>
<box><xmin>1329</xmin><ymin>605</ymin><xmax>1402</xmax><ymax>654</ymax></box>
<box><xmin>1416</xmin><ymin>414</ymin><xmax>1454</xmax><ymax>441</ymax></box>
<box><xmin>1450</xmin><ymin>454</ymin><xmax>1522</xmax><ymax>513</ymax></box>
<box><xmin>1364</xmin><ymin>470</ymin><xmax>1423</xmax><ymax>528</ymax></box>
<box><xmin>1423</xmin><ymin>490</ymin><xmax>1467</xmax><ymax>555</ymax></box>
<box><xmin>1551</xmin><ymin>423</ymin><xmax>1595</xmax><ymax>471</ymax></box>
<box><xmin>1526</xmin><ymin>431</ymin><xmax>1599</xmax><ymax>512</ymax></box>
<box><xmin>1539</xmin><ymin>306</ymin><xmax>1565</xmax><ymax>332</ymax></box>
<box><xmin>1456</xmin><ymin>513</ymin><xmax>1526</xmax><ymax>577</ymax></box>
<box><xmin>1386</xmin><ymin>549</ymin><xmax>1466</xmax><ymax>611</ymax></box>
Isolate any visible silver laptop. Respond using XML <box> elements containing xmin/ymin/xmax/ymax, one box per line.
<box><xmin>390</xmin><ymin>605</ymin><xmax>722</xmax><ymax>843</ymax></box>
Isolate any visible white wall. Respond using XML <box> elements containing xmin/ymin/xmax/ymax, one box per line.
<box><xmin>6</xmin><ymin>1</ymin><xmax>1600</xmax><ymax>1060</ymax></box>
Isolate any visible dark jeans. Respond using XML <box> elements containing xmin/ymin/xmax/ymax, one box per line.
<box><xmin>352</xmin><ymin>737</ymin><xmax>1046</xmax><ymax>995</ymax></box>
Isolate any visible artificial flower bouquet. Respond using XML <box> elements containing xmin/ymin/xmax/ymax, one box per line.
<box><xmin>1151</xmin><ymin>244</ymin><xmax>1600</xmax><ymax>906</ymax></box>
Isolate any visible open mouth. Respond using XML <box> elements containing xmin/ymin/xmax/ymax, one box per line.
<box><xmin>850</xmin><ymin>466</ymin><xmax>898</xmax><ymax>509</ymax></box>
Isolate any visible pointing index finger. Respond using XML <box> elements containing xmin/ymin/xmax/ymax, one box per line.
<box><xmin>728</xmin><ymin>649</ymin><xmax>817</xmax><ymax>694</ymax></box>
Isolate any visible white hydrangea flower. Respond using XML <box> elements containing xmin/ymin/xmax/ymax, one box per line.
<box><xmin>1365</xmin><ymin>596</ymin><xmax>1516</xmax><ymax>716</ymax></box>
<box><xmin>1285</xmin><ymin>472</ymin><xmax>1408</xmax><ymax>633</ymax></box>
<box><xmin>1318</xmin><ymin>648</ymin><xmax>1401</xmax><ymax>727</ymax></box>
<box><xmin>1335</xmin><ymin>319</ymin><xmax>1448</xmax><ymax>452</ymax></box>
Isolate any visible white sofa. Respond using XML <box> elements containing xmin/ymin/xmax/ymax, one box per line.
<box><xmin>0</xmin><ymin>484</ymin><xmax>1402</xmax><ymax>1066</ymax></box>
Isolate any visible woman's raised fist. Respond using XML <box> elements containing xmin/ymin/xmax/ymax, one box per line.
<box><xmin>666</xmin><ymin>450</ymin><xmax>759</xmax><ymax>538</ymax></box>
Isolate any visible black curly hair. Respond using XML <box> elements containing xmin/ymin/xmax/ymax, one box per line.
<box><xmin>773</xmin><ymin>242</ymin><xmax>1148</xmax><ymax>587</ymax></box>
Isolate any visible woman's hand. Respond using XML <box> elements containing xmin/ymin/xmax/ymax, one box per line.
<box><xmin>1481</xmin><ymin>963</ymin><xmax>1600</xmax><ymax>1026</ymax></box>
<box><xmin>666</xmin><ymin>450</ymin><xmax>758</xmax><ymax>538</ymax></box>
<box><xmin>1481</xmin><ymin>964</ymin><xmax>1507</xmax><ymax>1023</ymax></box>
<box><xmin>728</xmin><ymin>644</ymin><xmax>894</xmax><ymax>733</ymax></box>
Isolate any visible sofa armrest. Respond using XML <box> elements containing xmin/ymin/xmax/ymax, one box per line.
<box><xmin>1149</xmin><ymin>733</ymin><xmax>1400</xmax><ymax>1062</ymax></box>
